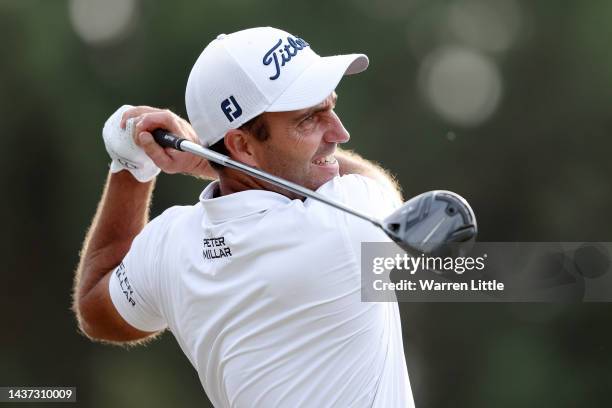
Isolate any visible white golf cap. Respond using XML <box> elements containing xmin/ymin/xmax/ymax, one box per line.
<box><xmin>185</xmin><ymin>26</ymin><xmax>369</xmax><ymax>146</ymax></box>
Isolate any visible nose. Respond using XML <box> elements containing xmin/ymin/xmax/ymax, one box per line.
<box><xmin>323</xmin><ymin>111</ymin><xmax>350</xmax><ymax>144</ymax></box>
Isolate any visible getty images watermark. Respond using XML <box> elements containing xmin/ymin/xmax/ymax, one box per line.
<box><xmin>361</xmin><ymin>242</ymin><xmax>612</xmax><ymax>302</ymax></box>
<box><xmin>370</xmin><ymin>252</ymin><xmax>501</xmax><ymax>293</ymax></box>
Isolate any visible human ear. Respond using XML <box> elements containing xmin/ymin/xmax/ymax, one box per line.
<box><xmin>223</xmin><ymin>129</ymin><xmax>259</xmax><ymax>167</ymax></box>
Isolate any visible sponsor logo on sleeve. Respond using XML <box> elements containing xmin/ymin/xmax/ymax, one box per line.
<box><xmin>115</xmin><ymin>262</ymin><xmax>136</xmax><ymax>306</ymax></box>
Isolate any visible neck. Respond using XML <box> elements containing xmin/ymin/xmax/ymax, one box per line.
<box><xmin>217</xmin><ymin>169</ymin><xmax>303</xmax><ymax>200</ymax></box>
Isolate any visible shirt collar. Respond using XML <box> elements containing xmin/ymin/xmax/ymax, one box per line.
<box><xmin>199</xmin><ymin>181</ymin><xmax>292</xmax><ymax>223</ymax></box>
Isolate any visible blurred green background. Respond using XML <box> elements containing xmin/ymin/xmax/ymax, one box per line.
<box><xmin>1</xmin><ymin>0</ymin><xmax>611</xmax><ymax>406</ymax></box>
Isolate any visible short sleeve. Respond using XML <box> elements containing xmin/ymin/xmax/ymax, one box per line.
<box><xmin>108</xmin><ymin>209</ymin><xmax>179</xmax><ymax>332</ymax></box>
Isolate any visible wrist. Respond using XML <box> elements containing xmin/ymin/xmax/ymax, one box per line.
<box><xmin>109</xmin><ymin>168</ymin><xmax>156</xmax><ymax>190</ymax></box>
<box><xmin>109</xmin><ymin>158</ymin><xmax>160</xmax><ymax>183</ymax></box>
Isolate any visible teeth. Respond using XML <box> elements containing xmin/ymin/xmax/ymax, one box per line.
<box><xmin>313</xmin><ymin>155</ymin><xmax>337</xmax><ymax>165</ymax></box>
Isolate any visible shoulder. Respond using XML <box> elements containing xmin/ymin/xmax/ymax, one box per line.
<box><xmin>127</xmin><ymin>204</ymin><xmax>202</xmax><ymax>260</ymax></box>
<box><xmin>153</xmin><ymin>204</ymin><xmax>194</xmax><ymax>224</ymax></box>
<box><xmin>317</xmin><ymin>174</ymin><xmax>402</xmax><ymax>218</ymax></box>
<box><xmin>144</xmin><ymin>204</ymin><xmax>199</xmax><ymax>235</ymax></box>
<box><xmin>320</xmin><ymin>174</ymin><xmax>396</xmax><ymax>196</ymax></box>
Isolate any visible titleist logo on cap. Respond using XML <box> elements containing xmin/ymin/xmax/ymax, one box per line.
<box><xmin>262</xmin><ymin>36</ymin><xmax>310</xmax><ymax>80</ymax></box>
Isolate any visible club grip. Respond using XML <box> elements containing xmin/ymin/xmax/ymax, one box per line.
<box><xmin>152</xmin><ymin>129</ymin><xmax>185</xmax><ymax>151</ymax></box>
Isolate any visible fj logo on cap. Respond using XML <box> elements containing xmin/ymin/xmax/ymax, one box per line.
<box><xmin>221</xmin><ymin>95</ymin><xmax>242</xmax><ymax>122</ymax></box>
<box><xmin>262</xmin><ymin>36</ymin><xmax>310</xmax><ymax>80</ymax></box>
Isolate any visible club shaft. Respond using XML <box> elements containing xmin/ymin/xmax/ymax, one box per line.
<box><xmin>172</xmin><ymin>137</ymin><xmax>383</xmax><ymax>228</ymax></box>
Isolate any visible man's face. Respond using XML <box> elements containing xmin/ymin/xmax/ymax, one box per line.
<box><xmin>250</xmin><ymin>93</ymin><xmax>350</xmax><ymax>192</ymax></box>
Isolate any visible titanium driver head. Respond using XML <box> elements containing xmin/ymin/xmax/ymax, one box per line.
<box><xmin>382</xmin><ymin>190</ymin><xmax>477</xmax><ymax>257</ymax></box>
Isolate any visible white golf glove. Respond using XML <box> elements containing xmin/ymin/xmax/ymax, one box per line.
<box><xmin>102</xmin><ymin>105</ymin><xmax>161</xmax><ymax>182</ymax></box>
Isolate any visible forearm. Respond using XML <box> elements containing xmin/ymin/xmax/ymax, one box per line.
<box><xmin>336</xmin><ymin>148</ymin><xmax>403</xmax><ymax>201</ymax></box>
<box><xmin>74</xmin><ymin>170</ymin><xmax>154</xmax><ymax>301</ymax></box>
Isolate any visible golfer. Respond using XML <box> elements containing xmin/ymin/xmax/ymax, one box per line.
<box><xmin>73</xmin><ymin>27</ymin><xmax>415</xmax><ymax>407</ymax></box>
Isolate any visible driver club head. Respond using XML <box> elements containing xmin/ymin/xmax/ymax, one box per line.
<box><xmin>382</xmin><ymin>190</ymin><xmax>477</xmax><ymax>257</ymax></box>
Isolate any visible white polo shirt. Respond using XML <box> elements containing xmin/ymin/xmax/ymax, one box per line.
<box><xmin>109</xmin><ymin>174</ymin><xmax>415</xmax><ymax>408</ymax></box>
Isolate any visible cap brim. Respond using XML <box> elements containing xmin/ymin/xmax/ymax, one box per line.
<box><xmin>266</xmin><ymin>54</ymin><xmax>368</xmax><ymax>112</ymax></box>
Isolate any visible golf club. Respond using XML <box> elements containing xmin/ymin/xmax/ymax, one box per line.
<box><xmin>152</xmin><ymin>129</ymin><xmax>477</xmax><ymax>256</ymax></box>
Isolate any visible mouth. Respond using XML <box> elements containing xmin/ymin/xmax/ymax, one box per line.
<box><xmin>311</xmin><ymin>154</ymin><xmax>338</xmax><ymax>167</ymax></box>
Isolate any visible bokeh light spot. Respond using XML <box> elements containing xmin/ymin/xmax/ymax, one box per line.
<box><xmin>419</xmin><ymin>47</ymin><xmax>503</xmax><ymax>126</ymax></box>
<box><xmin>69</xmin><ymin>0</ymin><xmax>137</xmax><ymax>46</ymax></box>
